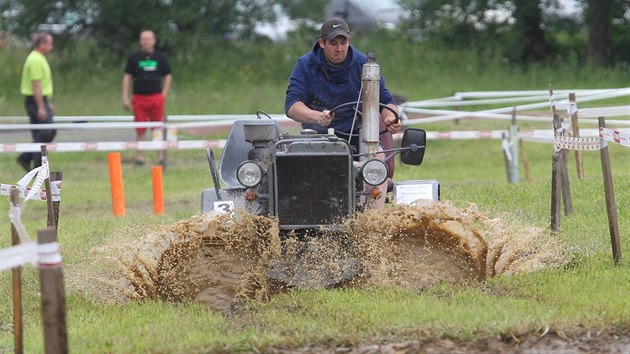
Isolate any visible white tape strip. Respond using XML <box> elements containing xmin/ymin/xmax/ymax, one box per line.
<box><xmin>0</xmin><ymin>241</ymin><xmax>63</xmax><ymax>271</ymax></box>
<box><xmin>579</xmin><ymin>106</ymin><xmax>630</xmax><ymax>118</ymax></box>
<box><xmin>0</xmin><ymin>121</ymin><xmax>164</xmax><ymax>130</ymax></box>
<box><xmin>17</xmin><ymin>156</ymin><xmax>49</xmax><ymax>203</ymax></box>
<box><xmin>502</xmin><ymin>138</ymin><xmax>512</xmax><ymax>161</ymax></box>
<box><xmin>0</xmin><ymin>140</ymin><xmax>227</xmax><ymax>153</ymax></box>
<box><xmin>0</xmin><ymin>181</ymin><xmax>62</xmax><ymax>202</ymax></box>
<box><xmin>0</xmin><ymin>114</ymin><xmax>289</xmax><ymax>123</ymax></box>
<box><xmin>0</xmin><ymin>242</ymin><xmax>37</xmax><ymax>271</ymax></box>
<box><xmin>453</xmin><ymin>88</ymin><xmax>624</xmax><ymax>99</ymax></box>
<box><xmin>8</xmin><ymin>203</ymin><xmax>30</xmax><ymax>243</ymax></box>
<box><xmin>554</xmin><ymin>136</ymin><xmax>603</xmax><ymax>151</ymax></box>
<box><xmin>37</xmin><ymin>242</ymin><xmax>62</xmax><ymax>269</ymax></box>
<box><xmin>0</xmin><ymin>117</ymin><xmax>295</xmax><ymax>131</ymax></box>
<box><xmin>600</xmin><ymin>127</ymin><xmax>630</xmax><ymax>148</ymax></box>
<box><xmin>482</xmin><ymin>88</ymin><xmax>630</xmax><ymax>115</ymax></box>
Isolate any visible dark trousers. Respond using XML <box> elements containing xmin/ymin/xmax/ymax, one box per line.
<box><xmin>18</xmin><ymin>96</ymin><xmax>56</xmax><ymax>168</ymax></box>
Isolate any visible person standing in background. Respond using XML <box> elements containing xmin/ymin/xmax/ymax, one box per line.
<box><xmin>17</xmin><ymin>31</ymin><xmax>57</xmax><ymax>171</ymax></box>
<box><xmin>122</xmin><ymin>30</ymin><xmax>172</xmax><ymax>166</ymax></box>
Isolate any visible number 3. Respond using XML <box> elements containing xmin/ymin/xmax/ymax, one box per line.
<box><xmin>213</xmin><ymin>201</ymin><xmax>234</xmax><ymax>213</ymax></box>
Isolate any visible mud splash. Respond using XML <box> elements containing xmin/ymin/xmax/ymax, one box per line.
<box><xmin>81</xmin><ymin>201</ymin><xmax>566</xmax><ymax>311</ymax></box>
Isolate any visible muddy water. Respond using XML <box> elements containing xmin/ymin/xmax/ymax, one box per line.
<box><xmin>81</xmin><ymin>201</ymin><xmax>566</xmax><ymax>311</ymax></box>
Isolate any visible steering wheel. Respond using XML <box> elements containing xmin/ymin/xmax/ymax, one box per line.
<box><xmin>329</xmin><ymin>101</ymin><xmax>399</xmax><ymax>137</ymax></box>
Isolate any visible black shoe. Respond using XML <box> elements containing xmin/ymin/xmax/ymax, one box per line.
<box><xmin>16</xmin><ymin>157</ymin><xmax>31</xmax><ymax>172</ymax></box>
<box><xmin>133</xmin><ymin>159</ymin><xmax>146</xmax><ymax>166</ymax></box>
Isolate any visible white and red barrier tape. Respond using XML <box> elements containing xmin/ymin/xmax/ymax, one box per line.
<box><xmin>0</xmin><ymin>130</ymin><xmax>626</xmax><ymax>154</ymax></box>
<box><xmin>554</xmin><ymin>136</ymin><xmax>604</xmax><ymax>151</ymax></box>
<box><xmin>600</xmin><ymin>127</ymin><xmax>630</xmax><ymax>148</ymax></box>
<box><xmin>0</xmin><ymin>181</ymin><xmax>62</xmax><ymax>202</ymax></box>
<box><xmin>0</xmin><ymin>139</ymin><xmax>226</xmax><ymax>153</ymax></box>
<box><xmin>0</xmin><ymin>241</ymin><xmax>62</xmax><ymax>271</ymax></box>
<box><xmin>552</xmin><ymin>128</ymin><xmax>629</xmax><ymax>151</ymax></box>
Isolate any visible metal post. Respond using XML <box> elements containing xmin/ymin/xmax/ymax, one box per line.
<box><xmin>508</xmin><ymin>108</ymin><xmax>520</xmax><ymax>183</ymax></box>
<box><xmin>361</xmin><ymin>51</ymin><xmax>380</xmax><ymax>157</ymax></box>
<box><xmin>502</xmin><ymin>132</ymin><xmax>512</xmax><ymax>183</ymax></box>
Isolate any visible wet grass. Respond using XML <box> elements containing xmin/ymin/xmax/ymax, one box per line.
<box><xmin>0</xmin><ymin>118</ymin><xmax>629</xmax><ymax>352</ymax></box>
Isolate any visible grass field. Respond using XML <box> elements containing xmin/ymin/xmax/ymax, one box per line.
<box><xmin>0</xmin><ymin>119</ymin><xmax>628</xmax><ymax>352</ymax></box>
<box><xmin>1</xmin><ymin>37</ymin><xmax>630</xmax><ymax>352</ymax></box>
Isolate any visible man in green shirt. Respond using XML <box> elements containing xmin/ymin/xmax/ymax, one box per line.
<box><xmin>17</xmin><ymin>31</ymin><xmax>57</xmax><ymax>171</ymax></box>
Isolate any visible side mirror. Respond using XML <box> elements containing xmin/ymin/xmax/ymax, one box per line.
<box><xmin>400</xmin><ymin>128</ymin><xmax>426</xmax><ymax>166</ymax></box>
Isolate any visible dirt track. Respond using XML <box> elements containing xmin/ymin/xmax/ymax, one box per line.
<box><xmin>267</xmin><ymin>329</ymin><xmax>630</xmax><ymax>354</ymax></box>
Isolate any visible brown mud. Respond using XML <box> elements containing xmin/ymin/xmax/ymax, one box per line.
<box><xmin>71</xmin><ymin>200</ymin><xmax>566</xmax><ymax>312</ymax></box>
<box><xmin>267</xmin><ymin>328</ymin><xmax>630</xmax><ymax>354</ymax></box>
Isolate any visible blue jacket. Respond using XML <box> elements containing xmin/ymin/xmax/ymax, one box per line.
<box><xmin>285</xmin><ymin>43</ymin><xmax>396</xmax><ymax>134</ymax></box>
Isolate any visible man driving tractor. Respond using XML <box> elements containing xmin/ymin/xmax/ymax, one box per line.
<box><xmin>284</xmin><ymin>17</ymin><xmax>400</xmax><ymax>207</ymax></box>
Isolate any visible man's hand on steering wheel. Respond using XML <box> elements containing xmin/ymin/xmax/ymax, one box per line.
<box><xmin>383</xmin><ymin>108</ymin><xmax>401</xmax><ymax>134</ymax></box>
<box><xmin>317</xmin><ymin>109</ymin><xmax>334</xmax><ymax>127</ymax></box>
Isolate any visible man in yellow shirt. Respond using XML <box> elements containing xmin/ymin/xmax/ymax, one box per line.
<box><xmin>17</xmin><ymin>32</ymin><xmax>57</xmax><ymax>171</ymax></box>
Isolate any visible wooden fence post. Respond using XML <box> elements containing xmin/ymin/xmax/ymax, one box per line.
<box><xmin>49</xmin><ymin>172</ymin><xmax>63</xmax><ymax>229</ymax></box>
<box><xmin>569</xmin><ymin>93</ymin><xmax>584</xmax><ymax>179</ymax></box>
<box><xmin>559</xmin><ymin>146</ymin><xmax>573</xmax><ymax>216</ymax></box>
<box><xmin>10</xmin><ymin>189</ymin><xmax>23</xmax><ymax>354</ymax></box>
<box><xmin>40</xmin><ymin>146</ymin><xmax>57</xmax><ymax>229</ymax></box>
<box><xmin>38</xmin><ymin>227</ymin><xmax>68</xmax><ymax>354</ymax></box>
<box><xmin>550</xmin><ymin>86</ymin><xmax>562</xmax><ymax>231</ymax></box>
<box><xmin>598</xmin><ymin>117</ymin><xmax>622</xmax><ymax>264</ymax></box>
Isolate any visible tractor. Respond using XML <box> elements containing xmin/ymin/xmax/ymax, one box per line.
<box><xmin>201</xmin><ymin>53</ymin><xmax>432</xmax><ymax>287</ymax></box>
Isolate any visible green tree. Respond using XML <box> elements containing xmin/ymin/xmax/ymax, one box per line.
<box><xmin>582</xmin><ymin>0</ymin><xmax>630</xmax><ymax>64</ymax></box>
<box><xmin>275</xmin><ymin>0</ymin><xmax>328</xmax><ymax>22</ymax></box>
<box><xmin>1</xmin><ymin>0</ymin><xmax>279</xmax><ymax>54</ymax></box>
<box><xmin>397</xmin><ymin>0</ymin><xmax>496</xmax><ymax>47</ymax></box>
<box><xmin>509</xmin><ymin>0</ymin><xmax>550</xmax><ymax>63</ymax></box>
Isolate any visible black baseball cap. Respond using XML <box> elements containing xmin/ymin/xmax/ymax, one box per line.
<box><xmin>319</xmin><ymin>17</ymin><xmax>350</xmax><ymax>41</ymax></box>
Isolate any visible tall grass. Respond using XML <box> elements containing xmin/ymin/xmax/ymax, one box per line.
<box><xmin>0</xmin><ymin>136</ymin><xmax>628</xmax><ymax>352</ymax></box>
<box><xmin>2</xmin><ymin>33</ymin><xmax>629</xmax><ymax>116</ymax></box>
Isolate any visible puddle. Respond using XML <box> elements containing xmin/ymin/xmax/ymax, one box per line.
<box><xmin>72</xmin><ymin>201</ymin><xmax>567</xmax><ymax>311</ymax></box>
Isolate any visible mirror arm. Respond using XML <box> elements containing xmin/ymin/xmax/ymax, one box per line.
<box><xmin>353</xmin><ymin>145</ymin><xmax>426</xmax><ymax>160</ymax></box>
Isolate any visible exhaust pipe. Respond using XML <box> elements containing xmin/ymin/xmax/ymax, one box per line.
<box><xmin>361</xmin><ymin>51</ymin><xmax>380</xmax><ymax>157</ymax></box>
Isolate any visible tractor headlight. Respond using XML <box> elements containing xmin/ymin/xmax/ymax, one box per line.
<box><xmin>361</xmin><ymin>159</ymin><xmax>388</xmax><ymax>186</ymax></box>
<box><xmin>237</xmin><ymin>161</ymin><xmax>263</xmax><ymax>187</ymax></box>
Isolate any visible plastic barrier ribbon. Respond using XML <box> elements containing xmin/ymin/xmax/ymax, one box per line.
<box><xmin>600</xmin><ymin>127</ymin><xmax>630</xmax><ymax>148</ymax></box>
<box><xmin>0</xmin><ymin>241</ymin><xmax>63</xmax><ymax>271</ymax></box>
<box><xmin>554</xmin><ymin>136</ymin><xmax>603</xmax><ymax>151</ymax></box>
<box><xmin>0</xmin><ymin>140</ymin><xmax>226</xmax><ymax>153</ymax></box>
<box><xmin>0</xmin><ymin>181</ymin><xmax>62</xmax><ymax>202</ymax></box>
<box><xmin>8</xmin><ymin>202</ymin><xmax>30</xmax><ymax>243</ymax></box>
<box><xmin>0</xmin><ymin>242</ymin><xmax>37</xmax><ymax>271</ymax></box>
<box><xmin>37</xmin><ymin>242</ymin><xmax>62</xmax><ymax>269</ymax></box>
<box><xmin>502</xmin><ymin>138</ymin><xmax>512</xmax><ymax>162</ymax></box>
<box><xmin>16</xmin><ymin>156</ymin><xmax>49</xmax><ymax>203</ymax></box>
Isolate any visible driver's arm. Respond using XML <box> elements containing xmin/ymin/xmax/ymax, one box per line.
<box><xmin>287</xmin><ymin>101</ymin><xmax>333</xmax><ymax>128</ymax></box>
